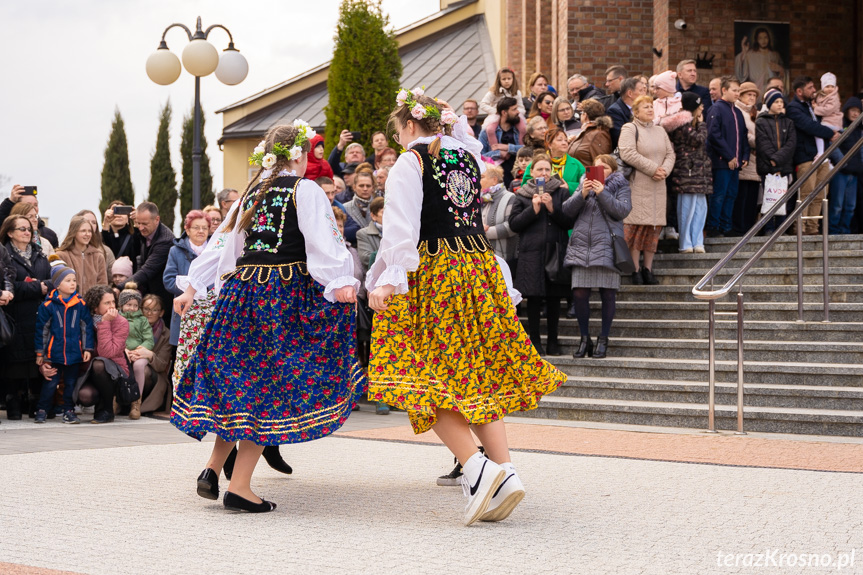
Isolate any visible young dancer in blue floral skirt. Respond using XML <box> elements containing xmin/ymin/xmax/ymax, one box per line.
<box><xmin>171</xmin><ymin>121</ymin><xmax>364</xmax><ymax>513</ymax></box>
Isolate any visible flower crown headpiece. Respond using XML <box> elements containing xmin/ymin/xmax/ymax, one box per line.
<box><xmin>249</xmin><ymin>119</ymin><xmax>317</xmax><ymax>169</ymax></box>
<box><xmin>395</xmin><ymin>87</ymin><xmax>458</xmax><ymax>126</ymax></box>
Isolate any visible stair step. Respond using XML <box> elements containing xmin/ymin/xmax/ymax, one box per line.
<box><xmin>622</xmin><ymin>267</ymin><xmax>863</xmax><ymax>286</ymax></box>
<box><xmin>513</xmin><ymin>396</ymin><xmax>863</xmax><ymax>436</ymax></box>
<box><xmin>546</xmin><ymin>356</ymin><xmax>863</xmax><ymax>386</ymax></box>
<box><xmin>552</xmin><ymin>376</ymin><xmax>863</xmax><ymax>410</ymax></box>
<box><xmin>612</xmin><ymin>284</ymin><xmax>863</xmax><ymax>303</ymax></box>
<box><xmin>566</xmin><ymin>301</ymin><xmax>860</xmax><ymax>321</ymax></box>
<box><xmin>653</xmin><ymin>249</ymin><xmax>862</xmax><ymax>270</ymax></box>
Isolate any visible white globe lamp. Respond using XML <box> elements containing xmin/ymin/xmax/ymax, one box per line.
<box><xmin>146</xmin><ymin>44</ymin><xmax>181</xmax><ymax>85</ymax></box>
<box><xmin>182</xmin><ymin>38</ymin><xmax>219</xmax><ymax>77</ymax></box>
<box><xmin>215</xmin><ymin>44</ymin><xmax>249</xmax><ymax>85</ymax></box>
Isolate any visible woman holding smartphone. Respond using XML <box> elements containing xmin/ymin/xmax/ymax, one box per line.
<box><xmin>101</xmin><ymin>201</ymin><xmax>138</xmax><ymax>262</ymax></box>
<box><xmin>509</xmin><ymin>154</ymin><xmax>576</xmax><ymax>356</ymax></box>
<box><xmin>561</xmin><ymin>155</ymin><xmax>632</xmax><ymax>358</ymax></box>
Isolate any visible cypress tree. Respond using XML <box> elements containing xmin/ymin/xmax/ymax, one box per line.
<box><xmin>179</xmin><ymin>106</ymin><xmax>214</xmax><ymax>216</ymax></box>
<box><xmin>100</xmin><ymin>109</ymin><xmax>135</xmax><ymax>212</ymax></box>
<box><xmin>324</xmin><ymin>0</ymin><xmax>401</xmax><ymax>158</ymax></box>
<box><xmin>147</xmin><ymin>102</ymin><xmax>178</xmax><ymax>229</ymax></box>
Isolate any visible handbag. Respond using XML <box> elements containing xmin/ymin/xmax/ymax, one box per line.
<box><xmin>761</xmin><ymin>173</ymin><xmax>789</xmax><ymax>216</ymax></box>
<box><xmin>615</xmin><ymin>123</ymin><xmax>640</xmax><ymax>179</ymax></box>
<box><xmin>0</xmin><ymin>307</ymin><xmax>14</xmax><ymax>348</ymax></box>
<box><xmin>595</xmin><ymin>198</ymin><xmax>636</xmax><ymax>275</ymax></box>
<box><xmin>116</xmin><ymin>370</ymin><xmax>141</xmax><ymax>405</ymax></box>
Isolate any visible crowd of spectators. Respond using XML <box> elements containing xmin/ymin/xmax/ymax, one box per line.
<box><xmin>1</xmin><ymin>61</ymin><xmax>861</xmax><ymax>423</ymax></box>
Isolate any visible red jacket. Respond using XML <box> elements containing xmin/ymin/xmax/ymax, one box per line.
<box><xmin>304</xmin><ymin>135</ymin><xmax>334</xmax><ymax>181</ymax></box>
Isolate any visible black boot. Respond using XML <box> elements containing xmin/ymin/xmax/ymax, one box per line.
<box><xmin>572</xmin><ymin>336</ymin><xmax>594</xmax><ymax>359</ymax></box>
<box><xmin>593</xmin><ymin>336</ymin><xmax>609</xmax><ymax>359</ymax></box>
<box><xmin>641</xmin><ymin>267</ymin><xmax>659</xmax><ymax>285</ymax></box>
<box><xmin>262</xmin><ymin>445</ymin><xmax>293</xmax><ymax>475</ymax></box>
<box><xmin>545</xmin><ymin>340</ymin><xmax>563</xmax><ymax>356</ymax></box>
<box><xmin>631</xmin><ymin>270</ymin><xmax>644</xmax><ymax>285</ymax></box>
<box><xmin>223</xmin><ymin>445</ymin><xmax>238</xmax><ymax>480</ymax></box>
<box><xmin>6</xmin><ymin>394</ymin><xmax>22</xmax><ymax>420</ymax></box>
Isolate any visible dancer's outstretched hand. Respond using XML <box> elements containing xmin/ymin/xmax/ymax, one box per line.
<box><xmin>334</xmin><ymin>285</ymin><xmax>357</xmax><ymax>304</ymax></box>
<box><xmin>174</xmin><ymin>289</ymin><xmax>195</xmax><ymax>317</ymax></box>
<box><xmin>369</xmin><ymin>284</ymin><xmax>396</xmax><ymax>312</ymax></box>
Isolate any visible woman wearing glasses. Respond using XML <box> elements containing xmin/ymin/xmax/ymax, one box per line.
<box><xmin>163</xmin><ymin>210</ymin><xmax>212</xmax><ymax>348</ymax></box>
<box><xmin>0</xmin><ymin>216</ymin><xmax>53</xmax><ymax>419</ymax></box>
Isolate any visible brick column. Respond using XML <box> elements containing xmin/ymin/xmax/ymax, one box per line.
<box><xmin>555</xmin><ymin>0</ymin><xmax>569</xmax><ymax>90</ymax></box>
<box><xmin>535</xmin><ymin>0</ymin><xmax>553</xmax><ymax>79</ymax></box>
<box><xmin>506</xmin><ymin>0</ymin><xmax>523</xmax><ymax>70</ymax></box>
<box><xmin>653</xmin><ymin>0</ymin><xmax>669</xmax><ymax>73</ymax></box>
<box><xmin>522</xmin><ymin>0</ymin><xmax>537</xmax><ymax>87</ymax></box>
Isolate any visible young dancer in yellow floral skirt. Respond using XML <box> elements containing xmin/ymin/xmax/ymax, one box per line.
<box><xmin>367</xmin><ymin>89</ymin><xmax>566</xmax><ymax>526</ymax></box>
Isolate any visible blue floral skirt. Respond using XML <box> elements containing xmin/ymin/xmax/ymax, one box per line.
<box><xmin>171</xmin><ymin>265</ymin><xmax>364</xmax><ymax>445</ymax></box>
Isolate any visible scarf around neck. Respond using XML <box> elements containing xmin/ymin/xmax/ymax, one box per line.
<box><xmin>353</xmin><ymin>195</ymin><xmax>372</xmax><ymax>218</ymax></box>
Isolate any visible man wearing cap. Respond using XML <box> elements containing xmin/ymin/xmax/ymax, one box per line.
<box><xmin>334</xmin><ymin>161</ymin><xmax>359</xmax><ymax>204</ymax></box>
<box><xmin>785</xmin><ymin>76</ymin><xmax>841</xmax><ymax>234</ymax></box>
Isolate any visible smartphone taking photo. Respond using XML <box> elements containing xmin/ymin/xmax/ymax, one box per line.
<box><xmin>585</xmin><ymin>166</ymin><xmax>605</xmax><ymax>185</ymax></box>
<box><xmin>113</xmin><ymin>205</ymin><xmax>133</xmax><ymax>216</ymax></box>
<box><xmin>349</xmin><ymin>131</ymin><xmax>362</xmax><ymax>142</ymax></box>
<box><xmin>22</xmin><ymin>186</ymin><xmax>37</xmax><ymax>196</ymax></box>
<box><xmin>535</xmin><ymin>177</ymin><xmax>545</xmax><ymax>196</ymax></box>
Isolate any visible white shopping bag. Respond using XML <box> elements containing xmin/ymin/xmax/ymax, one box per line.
<box><xmin>761</xmin><ymin>173</ymin><xmax>788</xmax><ymax>216</ymax></box>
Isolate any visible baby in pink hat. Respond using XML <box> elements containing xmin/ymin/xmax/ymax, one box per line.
<box><xmin>653</xmin><ymin>70</ymin><xmax>683</xmax><ymax>125</ymax></box>
<box><xmin>814</xmin><ymin>72</ymin><xmax>843</xmax><ymax>130</ymax></box>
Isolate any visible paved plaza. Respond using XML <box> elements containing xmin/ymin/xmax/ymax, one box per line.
<box><xmin>1</xmin><ymin>411</ymin><xmax>862</xmax><ymax>575</ymax></box>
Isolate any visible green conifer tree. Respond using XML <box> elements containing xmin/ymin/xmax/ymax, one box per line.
<box><xmin>324</xmin><ymin>0</ymin><xmax>401</xmax><ymax>158</ymax></box>
<box><xmin>100</xmin><ymin>109</ymin><xmax>135</xmax><ymax>212</ymax></box>
<box><xmin>179</xmin><ymin>106</ymin><xmax>214</xmax><ymax>216</ymax></box>
<box><xmin>146</xmin><ymin>102</ymin><xmax>178</xmax><ymax>229</ymax></box>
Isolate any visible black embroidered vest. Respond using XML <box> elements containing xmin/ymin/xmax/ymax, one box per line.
<box><xmin>411</xmin><ymin>144</ymin><xmax>487</xmax><ymax>253</ymax></box>
<box><xmin>235</xmin><ymin>176</ymin><xmax>307</xmax><ymax>268</ymax></box>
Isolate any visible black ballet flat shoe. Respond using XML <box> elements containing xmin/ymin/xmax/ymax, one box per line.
<box><xmin>593</xmin><ymin>336</ymin><xmax>609</xmax><ymax>359</ymax></box>
<box><xmin>263</xmin><ymin>445</ymin><xmax>293</xmax><ymax>475</ymax></box>
<box><xmin>572</xmin><ymin>336</ymin><xmax>594</xmax><ymax>359</ymax></box>
<box><xmin>223</xmin><ymin>446</ymin><xmax>238</xmax><ymax>480</ymax></box>
<box><xmin>197</xmin><ymin>468</ymin><xmax>219</xmax><ymax>500</ymax></box>
<box><xmin>223</xmin><ymin>491</ymin><xmax>277</xmax><ymax>513</ymax></box>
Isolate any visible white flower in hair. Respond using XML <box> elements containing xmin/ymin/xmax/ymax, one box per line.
<box><xmin>304</xmin><ymin>126</ymin><xmax>317</xmax><ymax>140</ymax></box>
<box><xmin>441</xmin><ymin>109</ymin><xmax>458</xmax><ymax>126</ymax></box>
<box><xmin>396</xmin><ymin>89</ymin><xmax>409</xmax><ymax>106</ymax></box>
<box><xmin>289</xmin><ymin>146</ymin><xmax>303</xmax><ymax>160</ymax></box>
<box><xmin>411</xmin><ymin>103</ymin><xmax>426</xmax><ymax>120</ymax></box>
<box><xmin>253</xmin><ymin>145</ymin><xmax>265</xmax><ymax>155</ymax></box>
<box><xmin>292</xmin><ymin>119</ymin><xmax>309</xmax><ymax>129</ymax></box>
<box><xmin>262</xmin><ymin>153</ymin><xmax>277</xmax><ymax>169</ymax></box>
<box><xmin>413</xmin><ymin>87</ymin><xmax>424</xmax><ymax>97</ymax></box>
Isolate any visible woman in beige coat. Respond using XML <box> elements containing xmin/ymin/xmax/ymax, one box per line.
<box><xmin>732</xmin><ymin>82</ymin><xmax>760</xmax><ymax>234</ymax></box>
<box><xmin>55</xmin><ymin>215</ymin><xmax>108</xmax><ymax>296</ymax></box>
<box><xmin>618</xmin><ymin>95</ymin><xmax>676</xmax><ymax>285</ymax></box>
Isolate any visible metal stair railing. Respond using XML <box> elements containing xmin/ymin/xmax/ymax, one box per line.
<box><xmin>691</xmin><ymin>112</ymin><xmax>863</xmax><ymax>434</ymax></box>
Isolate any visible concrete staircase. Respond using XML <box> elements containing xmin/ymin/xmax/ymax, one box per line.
<box><xmin>516</xmin><ymin>234</ymin><xmax>863</xmax><ymax>436</ymax></box>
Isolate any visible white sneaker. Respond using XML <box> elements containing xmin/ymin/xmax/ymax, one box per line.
<box><xmin>665</xmin><ymin>226</ymin><xmax>679</xmax><ymax>240</ymax></box>
<box><xmin>460</xmin><ymin>454</ymin><xmax>505</xmax><ymax>526</ymax></box>
<box><xmin>480</xmin><ymin>467</ymin><xmax>525</xmax><ymax>522</ymax></box>
<box><xmin>694</xmin><ymin>246</ymin><xmax>706</xmax><ymax>253</ymax></box>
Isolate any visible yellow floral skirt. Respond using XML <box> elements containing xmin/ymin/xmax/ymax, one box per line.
<box><xmin>368</xmin><ymin>236</ymin><xmax>566</xmax><ymax>434</ymax></box>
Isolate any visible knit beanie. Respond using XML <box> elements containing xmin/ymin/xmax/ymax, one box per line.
<box><xmin>118</xmin><ymin>281</ymin><xmax>143</xmax><ymax>309</ymax></box>
<box><xmin>112</xmin><ymin>256</ymin><xmax>133</xmax><ymax>278</ymax></box>
<box><xmin>764</xmin><ymin>90</ymin><xmax>784</xmax><ymax>111</ymax></box>
<box><xmin>654</xmin><ymin>71</ymin><xmax>678</xmax><ymax>94</ymax></box>
<box><xmin>681</xmin><ymin>92</ymin><xmax>702</xmax><ymax>113</ymax></box>
<box><xmin>47</xmin><ymin>254</ymin><xmax>75</xmax><ymax>285</ymax></box>
<box><xmin>820</xmin><ymin>72</ymin><xmax>837</xmax><ymax>88</ymax></box>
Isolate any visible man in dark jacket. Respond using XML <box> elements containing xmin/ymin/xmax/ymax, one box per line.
<box><xmin>705</xmin><ymin>76</ymin><xmax>751</xmax><ymax>236</ymax></box>
<box><xmin>676</xmin><ymin>59</ymin><xmax>712</xmax><ymax>117</ymax></box>
<box><xmin>327</xmin><ymin>130</ymin><xmax>367</xmax><ymax>179</ymax></box>
<box><xmin>828</xmin><ymin>97</ymin><xmax>863</xmax><ymax>233</ymax></box>
<box><xmin>124</xmin><ymin>202</ymin><xmax>174</xmax><ymax>319</ymax></box>
<box><xmin>598</xmin><ymin>65</ymin><xmax>626</xmax><ymax>110</ymax></box>
<box><xmin>567</xmin><ymin>74</ymin><xmax>606</xmax><ymax>108</ymax></box>
<box><xmin>0</xmin><ymin>186</ymin><xmax>59</xmax><ymax>247</ymax></box>
<box><xmin>785</xmin><ymin>76</ymin><xmax>840</xmax><ymax>234</ymax></box>
<box><xmin>607</xmin><ymin>78</ymin><xmax>646</xmax><ymax>148</ymax></box>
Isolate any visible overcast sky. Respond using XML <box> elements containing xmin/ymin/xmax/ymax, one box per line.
<box><xmin>0</xmin><ymin>0</ymin><xmax>439</xmax><ymax>238</ymax></box>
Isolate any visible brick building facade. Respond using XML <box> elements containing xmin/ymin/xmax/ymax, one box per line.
<box><xmin>504</xmin><ymin>0</ymin><xmax>862</xmax><ymax>95</ymax></box>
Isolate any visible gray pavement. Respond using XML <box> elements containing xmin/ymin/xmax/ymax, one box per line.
<box><xmin>1</xmin><ymin>412</ymin><xmax>861</xmax><ymax>575</ymax></box>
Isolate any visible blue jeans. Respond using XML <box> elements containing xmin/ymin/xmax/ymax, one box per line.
<box><xmin>37</xmin><ymin>363</ymin><xmax>80</xmax><ymax>413</ymax></box>
<box><xmin>677</xmin><ymin>193</ymin><xmax>708</xmax><ymax>251</ymax></box>
<box><xmin>829</xmin><ymin>172</ymin><xmax>858</xmax><ymax>234</ymax></box>
<box><xmin>707</xmin><ymin>168</ymin><xmax>740</xmax><ymax>233</ymax></box>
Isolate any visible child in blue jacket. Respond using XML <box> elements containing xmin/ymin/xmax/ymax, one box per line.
<box><xmin>34</xmin><ymin>263</ymin><xmax>94</xmax><ymax>423</ymax></box>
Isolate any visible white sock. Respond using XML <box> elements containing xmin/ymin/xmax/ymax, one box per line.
<box><xmin>501</xmin><ymin>462</ymin><xmax>516</xmax><ymax>474</ymax></box>
<box><xmin>461</xmin><ymin>451</ymin><xmax>487</xmax><ymax>484</ymax></box>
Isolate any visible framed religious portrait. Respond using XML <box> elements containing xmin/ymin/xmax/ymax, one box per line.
<box><xmin>733</xmin><ymin>21</ymin><xmax>790</xmax><ymax>95</ymax></box>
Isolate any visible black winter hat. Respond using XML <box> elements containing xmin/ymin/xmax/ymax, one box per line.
<box><xmin>681</xmin><ymin>92</ymin><xmax>702</xmax><ymax>113</ymax></box>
